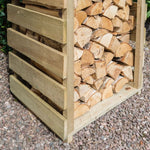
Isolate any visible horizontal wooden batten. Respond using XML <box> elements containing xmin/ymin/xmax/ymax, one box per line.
<box><xmin>22</xmin><ymin>0</ymin><xmax>66</xmax><ymax>9</ymax></box>
<box><xmin>10</xmin><ymin>75</ymin><xmax>67</xmax><ymax>139</ymax></box>
<box><xmin>9</xmin><ymin>52</ymin><xmax>67</xmax><ymax>110</ymax></box>
<box><xmin>7</xmin><ymin>4</ymin><xmax>66</xmax><ymax>44</ymax></box>
<box><xmin>74</xmin><ymin>85</ymin><xmax>140</xmax><ymax>134</ymax></box>
<box><xmin>7</xmin><ymin>28</ymin><xmax>66</xmax><ymax>79</ymax></box>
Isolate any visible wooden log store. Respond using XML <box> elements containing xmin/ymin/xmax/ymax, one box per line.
<box><xmin>7</xmin><ymin>0</ymin><xmax>146</xmax><ymax>142</ymax></box>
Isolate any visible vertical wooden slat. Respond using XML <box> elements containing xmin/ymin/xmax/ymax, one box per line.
<box><xmin>134</xmin><ymin>0</ymin><xmax>146</xmax><ymax>89</ymax></box>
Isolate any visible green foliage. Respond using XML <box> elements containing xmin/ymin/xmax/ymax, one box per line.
<box><xmin>0</xmin><ymin>0</ymin><xmax>11</xmax><ymax>53</ymax></box>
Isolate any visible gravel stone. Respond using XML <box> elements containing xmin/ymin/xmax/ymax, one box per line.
<box><xmin>0</xmin><ymin>44</ymin><xmax>149</xmax><ymax>149</ymax></box>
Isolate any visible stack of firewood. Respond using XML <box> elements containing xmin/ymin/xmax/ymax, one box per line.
<box><xmin>74</xmin><ymin>0</ymin><xmax>135</xmax><ymax>118</ymax></box>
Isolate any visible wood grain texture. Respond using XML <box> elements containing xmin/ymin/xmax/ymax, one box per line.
<box><xmin>10</xmin><ymin>75</ymin><xmax>67</xmax><ymax>140</ymax></box>
<box><xmin>7</xmin><ymin>28</ymin><xmax>66</xmax><ymax>79</ymax></box>
<box><xmin>74</xmin><ymin>85</ymin><xmax>140</xmax><ymax>133</ymax></box>
<box><xmin>22</xmin><ymin>0</ymin><xmax>66</xmax><ymax>9</ymax></box>
<box><xmin>9</xmin><ymin>52</ymin><xmax>66</xmax><ymax>110</ymax></box>
<box><xmin>7</xmin><ymin>4</ymin><xmax>66</xmax><ymax>43</ymax></box>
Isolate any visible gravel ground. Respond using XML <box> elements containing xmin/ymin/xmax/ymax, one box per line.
<box><xmin>0</xmin><ymin>45</ymin><xmax>150</xmax><ymax>150</ymax></box>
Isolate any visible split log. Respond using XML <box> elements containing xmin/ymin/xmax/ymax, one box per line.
<box><xmin>74</xmin><ymin>47</ymin><xmax>83</xmax><ymax>61</ymax></box>
<box><xmin>74</xmin><ymin>101</ymin><xmax>80</xmax><ymax>110</ymax></box>
<box><xmin>74</xmin><ymin>17</ymin><xmax>79</xmax><ymax>32</ymax></box>
<box><xmin>120</xmin><ymin>51</ymin><xmax>134</xmax><ymax>66</ymax></box>
<box><xmin>103</xmin><ymin>0</ymin><xmax>112</xmax><ymax>11</ymax></box>
<box><xmin>81</xmin><ymin>67</ymin><xmax>95</xmax><ymax>79</ymax></box>
<box><xmin>93</xmin><ymin>78</ymin><xmax>103</xmax><ymax>90</ymax></box>
<box><xmin>74</xmin><ymin>60</ymin><xmax>82</xmax><ymax>75</ymax></box>
<box><xmin>74</xmin><ymin>104</ymin><xmax>89</xmax><ymax>119</ymax></box>
<box><xmin>88</xmin><ymin>42</ymin><xmax>104</xmax><ymax>59</ymax></box>
<box><xmin>74</xmin><ymin>33</ymin><xmax>78</xmax><ymax>45</ymax></box>
<box><xmin>83</xmin><ymin>76</ymin><xmax>94</xmax><ymax>85</ymax></box>
<box><xmin>74</xmin><ymin>89</ymin><xmax>80</xmax><ymax>102</ymax></box>
<box><xmin>128</xmin><ymin>15</ymin><xmax>135</xmax><ymax>30</ymax></box>
<box><xmin>87</xmin><ymin>92</ymin><xmax>102</xmax><ymax>107</ymax></box>
<box><xmin>117</xmin><ymin>5</ymin><xmax>129</xmax><ymax>21</ymax></box>
<box><xmin>117</xmin><ymin>34</ymin><xmax>130</xmax><ymax>43</ymax></box>
<box><xmin>113</xmin><ymin>76</ymin><xmax>129</xmax><ymax>93</ymax></box>
<box><xmin>121</xmin><ymin>66</ymin><xmax>133</xmax><ymax>81</ymax></box>
<box><xmin>75</xmin><ymin>0</ymin><xmax>92</xmax><ymax>11</ymax></box>
<box><xmin>101</xmin><ymin>76</ymin><xmax>114</xmax><ymax>88</ymax></box>
<box><xmin>75</xmin><ymin>26</ymin><xmax>92</xmax><ymax>48</ymax></box>
<box><xmin>92</xmin><ymin>29</ymin><xmax>109</xmax><ymax>39</ymax></box>
<box><xmin>115</xmin><ymin>42</ymin><xmax>132</xmax><ymax>57</ymax></box>
<box><xmin>99</xmin><ymin>17</ymin><xmax>113</xmax><ymax>31</ymax></box>
<box><xmin>85</xmin><ymin>2</ymin><xmax>103</xmax><ymax>15</ymax></box>
<box><xmin>95</xmin><ymin>61</ymin><xmax>107</xmax><ymax>79</ymax></box>
<box><xmin>75</xmin><ymin>11</ymin><xmax>87</xmax><ymax>25</ymax></box>
<box><xmin>103</xmin><ymin>5</ymin><xmax>118</xmax><ymax>19</ymax></box>
<box><xmin>81</xmin><ymin>50</ymin><xmax>94</xmax><ymax>66</ymax></box>
<box><xmin>83</xmin><ymin>16</ymin><xmax>101</xmax><ymax>29</ymax></box>
<box><xmin>107</xmin><ymin>61</ymin><xmax>122</xmax><ymax>80</ymax></box>
<box><xmin>74</xmin><ymin>74</ymin><xmax>81</xmax><ymax>87</ymax></box>
<box><xmin>112</xmin><ymin>17</ymin><xmax>122</xmax><ymax>28</ymax></box>
<box><xmin>126</xmin><ymin>0</ymin><xmax>132</xmax><ymax>6</ymax></box>
<box><xmin>104</xmin><ymin>52</ymin><xmax>114</xmax><ymax>64</ymax></box>
<box><xmin>100</xmin><ymin>85</ymin><xmax>113</xmax><ymax>100</ymax></box>
<box><xmin>113</xmin><ymin>0</ymin><xmax>125</xmax><ymax>8</ymax></box>
<box><xmin>108</xmin><ymin>36</ymin><xmax>120</xmax><ymax>53</ymax></box>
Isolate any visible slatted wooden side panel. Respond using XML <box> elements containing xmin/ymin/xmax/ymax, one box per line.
<box><xmin>10</xmin><ymin>75</ymin><xmax>67</xmax><ymax>139</ymax></box>
<box><xmin>7</xmin><ymin>28</ymin><xmax>67</xmax><ymax>79</ymax></box>
<box><xmin>22</xmin><ymin>0</ymin><xmax>66</xmax><ymax>9</ymax></box>
<box><xmin>7</xmin><ymin>4</ymin><xmax>66</xmax><ymax>44</ymax></box>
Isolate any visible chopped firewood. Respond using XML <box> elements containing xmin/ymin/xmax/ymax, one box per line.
<box><xmin>74</xmin><ymin>17</ymin><xmax>79</xmax><ymax>32</ymax></box>
<box><xmin>75</xmin><ymin>26</ymin><xmax>92</xmax><ymax>48</ymax></box>
<box><xmin>116</xmin><ymin>21</ymin><xmax>130</xmax><ymax>34</ymax></box>
<box><xmin>126</xmin><ymin>0</ymin><xmax>132</xmax><ymax>6</ymax></box>
<box><xmin>74</xmin><ymin>104</ymin><xmax>89</xmax><ymax>119</ymax></box>
<box><xmin>75</xmin><ymin>11</ymin><xmax>87</xmax><ymax>25</ymax></box>
<box><xmin>107</xmin><ymin>61</ymin><xmax>122</xmax><ymax>80</ymax></box>
<box><xmin>74</xmin><ymin>74</ymin><xmax>81</xmax><ymax>87</ymax></box>
<box><xmin>117</xmin><ymin>34</ymin><xmax>130</xmax><ymax>43</ymax></box>
<box><xmin>74</xmin><ymin>101</ymin><xmax>80</xmax><ymax>110</ymax></box>
<box><xmin>93</xmin><ymin>78</ymin><xmax>103</xmax><ymax>90</ymax></box>
<box><xmin>100</xmin><ymin>85</ymin><xmax>113</xmax><ymax>100</ymax></box>
<box><xmin>81</xmin><ymin>50</ymin><xmax>94</xmax><ymax>66</ymax></box>
<box><xmin>101</xmin><ymin>76</ymin><xmax>115</xmax><ymax>88</ymax></box>
<box><xmin>92</xmin><ymin>29</ymin><xmax>109</xmax><ymax>39</ymax></box>
<box><xmin>120</xmin><ymin>51</ymin><xmax>134</xmax><ymax>66</ymax></box>
<box><xmin>115</xmin><ymin>42</ymin><xmax>132</xmax><ymax>57</ymax></box>
<box><xmin>113</xmin><ymin>0</ymin><xmax>125</xmax><ymax>8</ymax></box>
<box><xmin>113</xmin><ymin>76</ymin><xmax>129</xmax><ymax>93</ymax></box>
<box><xmin>75</xmin><ymin>0</ymin><xmax>92</xmax><ymax>11</ymax></box>
<box><xmin>112</xmin><ymin>17</ymin><xmax>122</xmax><ymax>28</ymax></box>
<box><xmin>99</xmin><ymin>17</ymin><xmax>113</xmax><ymax>31</ymax></box>
<box><xmin>103</xmin><ymin>5</ymin><xmax>118</xmax><ymax>19</ymax></box>
<box><xmin>108</xmin><ymin>36</ymin><xmax>120</xmax><ymax>53</ymax></box>
<box><xmin>88</xmin><ymin>42</ymin><xmax>104</xmax><ymax>59</ymax></box>
<box><xmin>83</xmin><ymin>76</ymin><xmax>94</xmax><ymax>85</ymax></box>
<box><xmin>81</xmin><ymin>67</ymin><xmax>95</xmax><ymax>79</ymax></box>
<box><xmin>86</xmin><ymin>2</ymin><xmax>103</xmax><ymax>15</ymax></box>
<box><xmin>87</xmin><ymin>92</ymin><xmax>102</xmax><ymax>107</ymax></box>
<box><xmin>94</xmin><ymin>33</ymin><xmax>113</xmax><ymax>48</ymax></box>
<box><xmin>74</xmin><ymin>33</ymin><xmax>78</xmax><ymax>45</ymax></box>
<box><xmin>82</xmin><ymin>88</ymin><xmax>96</xmax><ymax>102</ymax></box>
<box><xmin>74</xmin><ymin>47</ymin><xmax>83</xmax><ymax>61</ymax></box>
<box><xmin>103</xmin><ymin>0</ymin><xmax>112</xmax><ymax>11</ymax></box>
<box><xmin>117</xmin><ymin>5</ymin><xmax>129</xmax><ymax>21</ymax></box>
<box><xmin>121</xmin><ymin>66</ymin><xmax>133</xmax><ymax>81</ymax></box>
<box><xmin>83</xmin><ymin>16</ymin><xmax>101</xmax><ymax>29</ymax></box>
<box><xmin>95</xmin><ymin>61</ymin><xmax>107</xmax><ymax>79</ymax></box>
<box><xmin>74</xmin><ymin>60</ymin><xmax>81</xmax><ymax>75</ymax></box>
<box><xmin>104</xmin><ymin>52</ymin><xmax>114</xmax><ymax>64</ymax></box>
<box><xmin>74</xmin><ymin>89</ymin><xmax>80</xmax><ymax>102</ymax></box>
<box><xmin>128</xmin><ymin>15</ymin><xmax>135</xmax><ymax>30</ymax></box>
